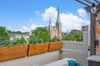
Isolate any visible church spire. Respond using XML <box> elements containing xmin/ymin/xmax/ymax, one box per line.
<box><xmin>56</xmin><ymin>7</ymin><xmax>61</xmax><ymax>23</ymax></box>
<box><xmin>56</xmin><ymin>7</ymin><xmax>62</xmax><ymax>40</ymax></box>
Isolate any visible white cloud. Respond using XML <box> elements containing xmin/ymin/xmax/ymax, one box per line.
<box><xmin>20</xmin><ymin>24</ymin><xmax>44</xmax><ymax>32</ymax></box>
<box><xmin>77</xmin><ymin>8</ymin><xmax>86</xmax><ymax>18</ymax></box>
<box><xmin>7</xmin><ymin>26</ymin><xmax>13</xmax><ymax>31</ymax></box>
<box><xmin>34</xmin><ymin>11</ymin><xmax>41</xmax><ymax>15</ymax></box>
<box><xmin>21</xmin><ymin>26</ymin><xmax>30</xmax><ymax>32</ymax></box>
<box><xmin>7</xmin><ymin>24</ymin><xmax>44</xmax><ymax>32</ymax></box>
<box><xmin>42</xmin><ymin>6</ymin><xmax>57</xmax><ymax>22</ymax></box>
<box><xmin>42</xmin><ymin>7</ymin><xmax>90</xmax><ymax>32</ymax></box>
<box><xmin>30</xmin><ymin>24</ymin><xmax>43</xmax><ymax>30</ymax></box>
<box><xmin>60</xmin><ymin>13</ymin><xmax>82</xmax><ymax>32</ymax></box>
<box><xmin>77</xmin><ymin>8</ymin><xmax>90</xmax><ymax>26</ymax></box>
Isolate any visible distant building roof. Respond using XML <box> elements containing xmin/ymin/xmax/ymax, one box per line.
<box><xmin>71</xmin><ymin>29</ymin><xmax>82</xmax><ymax>33</ymax></box>
<box><xmin>82</xmin><ymin>25</ymin><xmax>88</xmax><ymax>31</ymax></box>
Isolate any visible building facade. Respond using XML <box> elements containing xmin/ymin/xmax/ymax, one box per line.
<box><xmin>50</xmin><ymin>8</ymin><xmax>62</xmax><ymax>40</ymax></box>
<box><xmin>9</xmin><ymin>33</ymin><xmax>29</xmax><ymax>43</ymax></box>
<box><xmin>82</xmin><ymin>25</ymin><xmax>88</xmax><ymax>32</ymax></box>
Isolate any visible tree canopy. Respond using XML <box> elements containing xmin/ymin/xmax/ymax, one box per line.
<box><xmin>7</xmin><ymin>30</ymin><xmax>23</xmax><ymax>34</ymax></box>
<box><xmin>13</xmin><ymin>36</ymin><xmax>27</xmax><ymax>45</ymax></box>
<box><xmin>63</xmin><ymin>31</ymin><xmax>83</xmax><ymax>41</ymax></box>
<box><xmin>0</xmin><ymin>26</ymin><xmax>10</xmax><ymax>40</ymax></box>
<box><xmin>32</xmin><ymin>27</ymin><xmax>50</xmax><ymax>39</ymax></box>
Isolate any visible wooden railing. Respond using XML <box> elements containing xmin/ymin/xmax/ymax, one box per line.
<box><xmin>0</xmin><ymin>42</ymin><xmax>63</xmax><ymax>61</ymax></box>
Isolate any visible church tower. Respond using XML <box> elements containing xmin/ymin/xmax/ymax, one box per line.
<box><xmin>56</xmin><ymin>8</ymin><xmax>62</xmax><ymax>40</ymax></box>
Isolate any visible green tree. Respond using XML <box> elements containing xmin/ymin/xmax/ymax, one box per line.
<box><xmin>63</xmin><ymin>31</ymin><xmax>83</xmax><ymax>41</ymax></box>
<box><xmin>19</xmin><ymin>36</ymin><xmax>27</xmax><ymax>44</ymax></box>
<box><xmin>0</xmin><ymin>26</ymin><xmax>10</xmax><ymax>40</ymax></box>
<box><xmin>32</xmin><ymin>27</ymin><xmax>50</xmax><ymax>39</ymax></box>
<box><xmin>7</xmin><ymin>30</ymin><xmax>23</xmax><ymax>34</ymax></box>
<box><xmin>13</xmin><ymin>36</ymin><xmax>27</xmax><ymax>45</ymax></box>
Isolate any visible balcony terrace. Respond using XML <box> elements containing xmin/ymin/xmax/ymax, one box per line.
<box><xmin>0</xmin><ymin>31</ymin><xmax>100</xmax><ymax>66</ymax></box>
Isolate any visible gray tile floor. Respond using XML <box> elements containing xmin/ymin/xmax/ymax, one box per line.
<box><xmin>0</xmin><ymin>51</ymin><xmax>60</xmax><ymax>66</ymax></box>
<box><xmin>0</xmin><ymin>50</ymin><xmax>88</xmax><ymax>66</ymax></box>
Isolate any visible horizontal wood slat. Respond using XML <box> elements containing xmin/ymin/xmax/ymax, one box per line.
<box><xmin>0</xmin><ymin>45</ymin><xmax>28</xmax><ymax>61</ymax></box>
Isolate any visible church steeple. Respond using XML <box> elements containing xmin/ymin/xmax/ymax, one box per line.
<box><xmin>56</xmin><ymin>7</ymin><xmax>62</xmax><ymax>40</ymax></box>
<box><xmin>56</xmin><ymin>7</ymin><xmax>61</xmax><ymax>24</ymax></box>
<box><xmin>49</xmin><ymin>7</ymin><xmax>62</xmax><ymax>40</ymax></box>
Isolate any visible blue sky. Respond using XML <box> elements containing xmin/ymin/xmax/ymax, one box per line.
<box><xmin>0</xmin><ymin>0</ymin><xmax>90</xmax><ymax>32</ymax></box>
